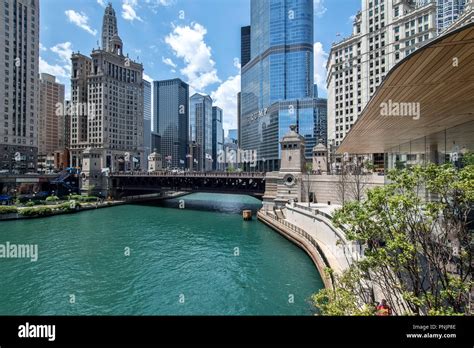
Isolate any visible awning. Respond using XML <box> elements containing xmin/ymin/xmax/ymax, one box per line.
<box><xmin>337</xmin><ymin>22</ymin><xmax>474</xmax><ymax>154</ymax></box>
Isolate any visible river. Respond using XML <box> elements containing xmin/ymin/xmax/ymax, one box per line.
<box><xmin>0</xmin><ymin>193</ymin><xmax>323</xmax><ymax>315</ymax></box>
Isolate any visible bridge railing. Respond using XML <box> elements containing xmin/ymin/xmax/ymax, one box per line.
<box><xmin>110</xmin><ymin>171</ymin><xmax>266</xmax><ymax>178</ymax></box>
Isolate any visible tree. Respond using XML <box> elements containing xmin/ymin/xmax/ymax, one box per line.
<box><xmin>336</xmin><ymin>159</ymin><xmax>349</xmax><ymax>206</ymax></box>
<box><xmin>462</xmin><ymin>152</ymin><xmax>474</xmax><ymax>167</ymax></box>
<box><xmin>312</xmin><ymin>267</ymin><xmax>376</xmax><ymax>316</ymax></box>
<box><xmin>313</xmin><ymin>164</ymin><xmax>473</xmax><ymax>315</ymax></box>
<box><xmin>348</xmin><ymin>155</ymin><xmax>368</xmax><ymax>202</ymax></box>
<box><xmin>46</xmin><ymin>195</ymin><xmax>59</xmax><ymax>203</ymax></box>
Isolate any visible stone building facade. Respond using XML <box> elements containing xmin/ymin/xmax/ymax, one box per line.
<box><xmin>69</xmin><ymin>3</ymin><xmax>144</xmax><ymax>194</ymax></box>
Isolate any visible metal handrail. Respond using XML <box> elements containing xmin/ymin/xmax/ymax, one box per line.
<box><xmin>267</xmin><ymin>213</ymin><xmax>331</xmax><ymax>270</ymax></box>
<box><xmin>110</xmin><ymin>171</ymin><xmax>266</xmax><ymax>178</ymax></box>
<box><xmin>289</xmin><ymin>203</ymin><xmax>350</xmax><ymax>243</ymax></box>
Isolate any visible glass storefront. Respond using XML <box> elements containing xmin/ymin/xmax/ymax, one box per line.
<box><xmin>385</xmin><ymin>119</ymin><xmax>474</xmax><ymax>171</ymax></box>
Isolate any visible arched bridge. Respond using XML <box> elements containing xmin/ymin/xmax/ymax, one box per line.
<box><xmin>109</xmin><ymin>172</ymin><xmax>266</xmax><ymax>199</ymax></box>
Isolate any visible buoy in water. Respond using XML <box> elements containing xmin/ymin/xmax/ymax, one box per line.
<box><xmin>242</xmin><ymin>210</ymin><xmax>252</xmax><ymax>221</ymax></box>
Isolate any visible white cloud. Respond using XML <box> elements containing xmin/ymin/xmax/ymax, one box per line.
<box><xmin>156</xmin><ymin>0</ymin><xmax>174</xmax><ymax>5</ymax></box>
<box><xmin>65</xmin><ymin>10</ymin><xmax>97</xmax><ymax>36</ymax></box>
<box><xmin>39</xmin><ymin>43</ymin><xmax>47</xmax><ymax>51</ymax></box>
<box><xmin>314</xmin><ymin>42</ymin><xmax>329</xmax><ymax>95</ymax></box>
<box><xmin>143</xmin><ymin>73</ymin><xmax>154</xmax><ymax>82</ymax></box>
<box><xmin>122</xmin><ymin>0</ymin><xmax>143</xmax><ymax>22</ymax></box>
<box><xmin>165</xmin><ymin>22</ymin><xmax>220</xmax><ymax>91</ymax></box>
<box><xmin>162</xmin><ymin>57</ymin><xmax>177</xmax><ymax>68</ymax></box>
<box><xmin>97</xmin><ymin>0</ymin><xmax>106</xmax><ymax>7</ymax></box>
<box><xmin>39</xmin><ymin>42</ymin><xmax>74</xmax><ymax>93</ymax></box>
<box><xmin>314</xmin><ymin>0</ymin><xmax>327</xmax><ymax>18</ymax></box>
<box><xmin>39</xmin><ymin>57</ymin><xmax>72</xmax><ymax>99</ymax></box>
<box><xmin>39</xmin><ymin>57</ymin><xmax>68</xmax><ymax>78</ymax></box>
<box><xmin>51</xmin><ymin>42</ymin><xmax>73</xmax><ymax>63</ymax></box>
<box><xmin>211</xmin><ymin>59</ymin><xmax>241</xmax><ymax>134</ymax></box>
<box><xmin>145</xmin><ymin>0</ymin><xmax>176</xmax><ymax>13</ymax></box>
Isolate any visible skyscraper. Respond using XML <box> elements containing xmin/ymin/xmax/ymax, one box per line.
<box><xmin>437</xmin><ymin>0</ymin><xmax>467</xmax><ymax>32</ymax></box>
<box><xmin>190</xmin><ymin>93</ymin><xmax>213</xmax><ymax>172</ymax></box>
<box><xmin>227</xmin><ymin>129</ymin><xmax>238</xmax><ymax>143</ymax></box>
<box><xmin>38</xmin><ymin>74</ymin><xmax>65</xmax><ymax>172</ymax></box>
<box><xmin>153</xmin><ymin>78</ymin><xmax>189</xmax><ymax>169</ymax></box>
<box><xmin>102</xmin><ymin>1</ymin><xmax>118</xmax><ymax>52</ymax></box>
<box><xmin>240</xmin><ymin>0</ymin><xmax>315</xmax><ymax>172</ymax></box>
<box><xmin>241</xmin><ymin>26</ymin><xmax>251</xmax><ymax>67</ymax></box>
<box><xmin>442</xmin><ymin>0</ymin><xmax>473</xmax><ymax>31</ymax></box>
<box><xmin>307</xmin><ymin>97</ymin><xmax>328</xmax><ymax>158</ymax></box>
<box><xmin>212</xmin><ymin>106</ymin><xmax>224</xmax><ymax>171</ymax></box>
<box><xmin>143</xmin><ymin>80</ymin><xmax>152</xmax><ymax>166</ymax></box>
<box><xmin>0</xmin><ymin>0</ymin><xmax>40</xmax><ymax>173</ymax></box>
<box><xmin>237</xmin><ymin>92</ymin><xmax>241</xmax><ymax>146</ymax></box>
<box><xmin>70</xmin><ymin>3</ymin><xmax>144</xmax><ymax>193</ymax></box>
<box><xmin>327</xmin><ymin>0</ymin><xmax>437</xmax><ymax>149</ymax></box>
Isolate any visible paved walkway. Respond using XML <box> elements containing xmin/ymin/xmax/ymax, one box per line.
<box><xmin>285</xmin><ymin>205</ymin><xmax>354</xmax><ymax>273</ymax></box>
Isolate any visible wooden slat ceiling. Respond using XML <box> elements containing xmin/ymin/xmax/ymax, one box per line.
<box><xmin>337</xmin><ymin>23</ymin><xmax>474</xmax><ymax>154</ymax></box>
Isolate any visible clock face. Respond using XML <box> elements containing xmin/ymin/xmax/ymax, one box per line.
<box><xmin>283</xmin><ymin>174</ymin><xmax>296</xmax><ymax>187</ymax></box>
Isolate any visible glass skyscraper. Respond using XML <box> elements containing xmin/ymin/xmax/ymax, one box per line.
<box><xmin>212</xmin><ymin>106</ymin><xmax>224</xmax><ymax>171</ymax></box>
<box><xmin>241</xmin><ymin>26</ymin><xmax>251</xmax><ymax>67</ymax></box>
<box><xmin>437</xmin><ymin>0</ymin><xmax>467</xmax><ymax>32</ymax></box>
<box><xmin>153</xmin><ymin>79</ymin><xmax>189</xmax><ymax>169</ymax></box>
<box><xmin>190</xmin><ymin>93</ymin><xmax>213</xmax><ymax>172</ymax></box>
<box><xmin>227</xmin><ymin>129</ymin><xmax>238</xmax><ymax>142</ymax></box>
<box><xmin>308</xmin><ymin>97</ymin><xmax>328</xmax><ymax>157</ymax></box>
<box><xmin>240</xmin><ymin>0</ymin><xmax>315</xmax><ymax>172</ymax></box>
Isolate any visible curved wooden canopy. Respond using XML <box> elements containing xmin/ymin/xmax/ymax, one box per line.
<box><xmin>338</xmin><ymin>22</ymin><xmax>474</xmax><ymax>154</ymax></box>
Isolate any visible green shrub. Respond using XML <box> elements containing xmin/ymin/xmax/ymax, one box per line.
<box><xmin>68</xmin><ymin>195</ymin><xmax>97</xmax><ymax>203</ymax></box>
<box><xmin>81</xmin><ymin>196</ymin><xmax>98</xmax><ymax>202</ymax></box>
<box><xmin>46</xmin><ymin>195</ymin><xmax>59</xmax><ymax>202</ymax></box>
<box><xmin>0</xmin><ymin>206</ymin><xmax>18</xmax><ymax>215</ymax></box>
<box><xmin>19</xmin><ymin>207</ymin><xmax>53</xmax><ymax>217</ymax></box>
<box><xmin>56</xmin><ymin>202</ymin><xmax>81</xmax><ymax>212</ymax></box>
<box><xmin>25</xmin><ymin>201</ymin><xmax>35</xmax><ymax>207</ymax></box>
<box><xmin>57</xmin><ymin>203</ymin><xmax>71</xmax><ymax>212</ymax></box>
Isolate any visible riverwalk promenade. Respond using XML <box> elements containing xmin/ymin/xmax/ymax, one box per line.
<box><xmin>258</xmin><ymin>202</ymin><xmax>362</xmax><ymax>288</ymax></box>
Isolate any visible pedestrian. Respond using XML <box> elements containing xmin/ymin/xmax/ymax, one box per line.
<box><xmin>376</xmin><ymin>299</ymin><xmax>392</xmax><ymax>316</ymax></box>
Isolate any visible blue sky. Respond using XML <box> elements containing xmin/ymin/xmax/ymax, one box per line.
<box><xmin>39</xmin><ymin>0</ymin><xmax>361</xmax><ymax>133</ymax></box>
